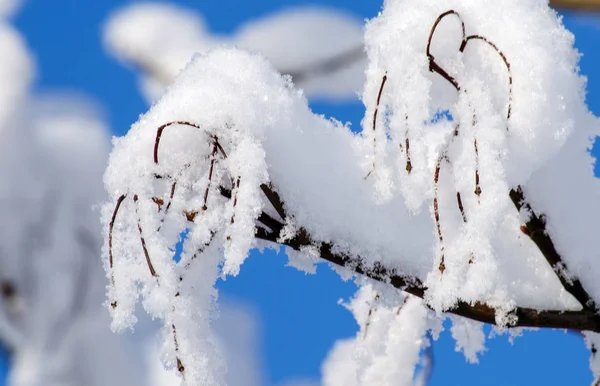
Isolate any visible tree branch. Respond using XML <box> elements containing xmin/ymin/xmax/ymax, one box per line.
<box><xmin>247</xmin><ymin>184</ymin><xmax>600</xmax><ymax>333</ymax></box>
<box><xmin>550</xmin><ymin>0</ymin><xmax>600</xmax><ymax>11</ymax></box>
<box><xmin>510</xmin><ymin>187</ymin><xmax>597</xmax><ymax>311</ymax></box>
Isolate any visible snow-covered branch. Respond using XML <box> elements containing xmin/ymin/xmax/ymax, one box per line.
<box><xmin>103</xmin><ymin>0</ymin><xmax>600</xmax><ymax>383</ymax></box>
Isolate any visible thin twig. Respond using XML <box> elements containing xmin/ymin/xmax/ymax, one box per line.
<box><xmin>109</xmin><ymin>194</ymin><xmax>127</xmax><ymax>271</ymax></box>
<box><xmin>363</xmin><ymin>292</ymin><xmax>380</xmax><ymax>340</ymax></box>
<box><xmin>426</xmin><ymin>10</ymin><xmax>465</xmax><ymax>90</ymax></box>
<box><xmin>364</xmin><ymin>74</ymin><xmax>388</xmax><ymax>179</ymax></box>
<box><xmin>108</xmin><ymin>193</ymin><xmax>127</xmax><ymax>308</ymax></box>
<box><xmin>133</xmin><ymin>194</ymin><xmax>158</xmax><ymax>277</ymax></box>
<box><xmin>433</xmin><ymin>156</ymin><xmax>445</xmax><ymax>274</ymax></box>
<box><xmin>172</xmin><ymin>323</ymin><xmax>185</xmax><ymax>379</ymax></box>
<box><xmin>154</xmin><ymin>121</ymin><xmax>203</xmax><ymax>164</ymax></box>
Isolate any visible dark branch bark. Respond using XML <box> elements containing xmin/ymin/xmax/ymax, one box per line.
<box><xmin>247</xmin><ymin>184</ymin><xmax>600</xmax><ymax>333</ymax></box>
<box><xmin>550</xmin><ymin>0</ymin><xmax>600</xmax><ymax>10</ymax></box>
<box><xmin>510</xmin><ymin>187</ymin><xmax>597</xmax><ymax>312</ymax></box>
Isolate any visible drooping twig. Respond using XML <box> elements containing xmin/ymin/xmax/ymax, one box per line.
<box><xmin>363</xmin><ymin>292</ymin><xmax>381</xmax><ymax>340</ymax></box>
<box><xmin>426</xmin><ymin>10</ymin><xmax>464</xmax><ymax>91</ymax></box>
<box><xmin>432</xmin><ymin>126</ymin><xmax>470</xmax><ymax>273</ymax></box>
<box><xmin>108</xmin><ymin>193</ymin><xmax>127</xmax><ymax>308</ymax></box>
<box><xmin>404</xmin><ymin>130</ymin><xmax>412</xmax><ymax>174</ymax></box>
<box><xmin>108</xmin><ymin>194</ymin><xmax>127</xmax><ymax>271</ymax></box>
<box><xmin>424</xmin><ymin>11</ymin><xmax>593</xmax><ymax>315</ymax></box>
<box><xmin>226</xmin><ymin>177</ymin><xmax>242</xmax><ymax>242</ymax></box>
<box><xmin>424</xmin><ymin>9</ymin><xmax>515</xmax><ymax>274</ymax></box>
<box><xmin>364</xmin><ymin>74</ymin><xmax>388</xmax><ymax>179</ymax></box>
<box><xmin>133</xmin><ymin>194</ymin><xmax>158</xmax><ymax>277</ymax></box>
<box><xmin>154</xmin><ymin>121</ymin><xmax>229</xmax><ymax>220</ymax></box>
<box><xmin>460</xmin><ymin>35</ymin><xmax>512</xmax><ymax>120</ymax></box>
<box><xmin>433</xmin><ymin>156</ymin><xmax>446</xmax><ymax>274</ymax></box>
<box><xmin>172</xmin><ymin>323</ymin><xmax>185</xmax><ymax>379</ymax></box>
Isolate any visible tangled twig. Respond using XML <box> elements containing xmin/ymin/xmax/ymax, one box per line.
<box><xmin>425</xmin><ymin>10</ymin><xmax>512</xmax><ymax>273</ymax></box>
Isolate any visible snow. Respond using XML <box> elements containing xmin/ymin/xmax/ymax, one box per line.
<box><xmin>0</xmin><ymin>7</ymin><xmax>177</xmax><ymax>384</ymax></box>
<box><xmin>103</xmin><ymin>3</ymin><xmax>365</xmax><ymax>101</ymax></box>
<box><xmin>449</xmin><ymin>316</ymin><xmax>486</xmax><ymax>363</ymax></box>
<box><xmin>584</xmin><ymin>332</ymin><xmax>600</xmax><ymax>382</ymax></box>
<box><xmin>0</xmin><ymin>0</ymin><xmax>21</xmax><ymax>18</ymax></box>
<box><xmin>0</xmin><ymin>91</ymin><xmax>150</xmax><ymax>386</ymax></box>
<box><xmin>149</xmin><ymin>298</ymin><xmax>264</xmax><ymax>386</ymax></box>
<box><xmin>102</xmin><ymin>0</ymin><xmax>600</xmax><ymax>383</ymax></box>
<box><xmin>321</xmin><ymin>286</ymin><xmax>429</xmax><ymax>386</ymax></box>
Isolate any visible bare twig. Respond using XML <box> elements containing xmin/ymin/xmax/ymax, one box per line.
<box><xmin>172</xmin><ymin>323</ymin><xmax>185</xmax><ymax>379</ymax></box>
<box><xmin>108</xmin><ymin>193</ymin><xmax>127</xmax><ymax>308</ymax></box>
<box><xmin>364</xmin><ymin>74</ymin><xmax>388</xmax><ymax>179</ymax></box>
<box><xmin>133</xmin><ymin>194</ymin><xmax>158</xmax><ymax>277</ymax></box>
<box><xmin>433</xmin><ymin>156</ymin><xmax>446</xmax><ymax>274</ymax></box>
<box><xmin>363</xmin><ymin>292</ymin><xmax>381</xmax><ymax>340</ymax></box>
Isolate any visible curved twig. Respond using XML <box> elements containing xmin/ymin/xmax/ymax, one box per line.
<box><xmin>154</xmin><ymin>121</ymin><xmax>203</xmax><ymax>164</ymax></box>
<box><xmin>426</xmin><ymin>10</ymin><xmax>465</xmax><ymax>90</ymax></box>
<box><xmin>133</xmin><ymin>194</ymin><xmax>157</xmax><ymax>277</ymax></box>
<box><xmin>108</xmin><ymin>194</ymin><xmax>127</xmax><ymax>271</ymax></box>
<box><xmin>108</xmin><ymin>193</ymin><xmax>127</xmax><ymax>308</ymax></box>
<box><xmin>460</xmin><ymin>34</ymin><xmax>513</xmax><ymax>120</ymax></box>
<box><xmin>364</xmin><ymin>74</ymin><xmax>388</xmax><ymax>179</ymax></box>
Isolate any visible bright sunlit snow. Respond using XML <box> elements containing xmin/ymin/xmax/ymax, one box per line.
<box><xmin>102</xmin><ymin>0</ymin><xmax>600</xmax><ymax>384</ymax></box>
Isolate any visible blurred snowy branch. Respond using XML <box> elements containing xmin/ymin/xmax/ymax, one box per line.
<box><xmin>103</xmin><ymin>3</ymin><xmax>366</xmax><ymax>102</ymax></box>
<box><xmin>0</xmin><ymin>8</ymin><xmax>148</xmax><ymax>386</ymax></box>
<box><xmin>550</xmin><ymin>0</ymin><xmax>600</xmax><ymax>10</ymax></box>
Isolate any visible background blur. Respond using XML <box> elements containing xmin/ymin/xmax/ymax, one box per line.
<box><xmin>0</xmin><ymin>0</ymin><xmax>598</xmax><ymax>385</ymax></box>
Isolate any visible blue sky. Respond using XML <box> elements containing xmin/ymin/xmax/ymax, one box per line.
<box><xmin>10</xmin><ymin>1</ymin><xmax>600</xmax><ymax>385</ymax></box>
